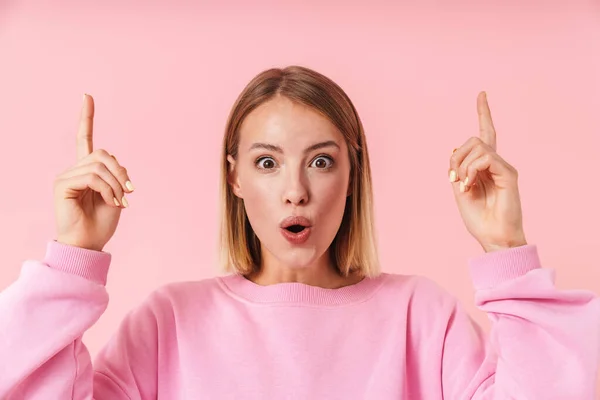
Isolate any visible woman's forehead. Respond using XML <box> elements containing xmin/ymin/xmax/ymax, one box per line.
<box><xmin>239</xmin><ymin>97</ymin><xmax>344</xmax><ymax>151</ymax></box>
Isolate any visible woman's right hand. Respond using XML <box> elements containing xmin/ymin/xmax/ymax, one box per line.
<box><xmin>53</xmin><ymin>94</ymin><xmax>134</xmax><ymax>252</ymax></box>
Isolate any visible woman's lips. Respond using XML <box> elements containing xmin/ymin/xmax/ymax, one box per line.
<box><xmin>280</xmin><ymin>226</ymin><xmax>312</xmax><ymax>244</ymax></box>
<box><xmin>279</xmin><ymin>215</ymin><xmax>312</xmax><ymax>229</ymax></box>
<box><xmin>279</xmin><ymin>215</ymin><xmax>312</xmax><ymax>245</ymax></box>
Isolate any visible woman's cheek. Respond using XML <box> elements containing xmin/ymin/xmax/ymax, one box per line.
<box><xmin>313</xmin><ymin>177</ymin><xmax>347</xmax><ymax>230</ymax></box>
<box><xmin>243</xmin><ymin>179</ymin><xmax>278</xmax><ymax>222</ymax></box>
<box><xmin>319</xmin><ymin>175</ymin><xmax>347</xmax><ymax>205</ymax></box>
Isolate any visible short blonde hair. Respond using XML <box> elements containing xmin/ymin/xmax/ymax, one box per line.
<box><xmin>219</xmin><ymin>66</ymin><xmax>380</xmax><ymax>278</ymax></box>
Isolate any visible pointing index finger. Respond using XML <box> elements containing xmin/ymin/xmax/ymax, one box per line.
<box><xmin>477</xmin><ymin>91</ymin><xmax>497</xmax><ymax>151</ymax></box>
<box><xmin>77</xmin><ymin>94</ymin><xmax>94</xmax><ymax>160</ymax></box>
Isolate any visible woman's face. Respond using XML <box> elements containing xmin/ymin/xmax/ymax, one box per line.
<box><xmin>228</xmin><ymin>96</ymin><xmax>351</xmax><ymax>272</ymax></box>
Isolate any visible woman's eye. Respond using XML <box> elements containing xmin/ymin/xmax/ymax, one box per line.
<box><xmin>311</xmin><ymin>156</ymin><xmax>333</xmax><ymax>169</ymax></box>
<box><xmin>256</xmin><ymin>157</ymin><xmax>277</xmax><ymax>169</ymax></box>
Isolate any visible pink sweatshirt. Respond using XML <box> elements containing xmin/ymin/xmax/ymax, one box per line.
<box><xmin>1</xmin><ymin>241</ymin><xmax>599</xmax><ymax>399</ymax></box>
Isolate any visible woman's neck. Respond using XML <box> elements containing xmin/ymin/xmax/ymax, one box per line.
<box><xmin>244</xmin><ymin>252</ymin><xmax>363</xmax><ymax>289</ymax></box>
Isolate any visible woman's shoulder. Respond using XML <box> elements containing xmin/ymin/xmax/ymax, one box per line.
<box><xmin>152</xmin><ymin>274</ymin><xmax>230</xmax><ymax>301</ymax></box>
<box><xmin>378</xmin><ymin>272</ymin><xmax>458</xmax><ymax>307</ymax></box>
<box><xmin>132</xmin><ymin>275</ymin><xmax>232</xmax><ymax>316</ymax></box>
<box><xmin>377</xmin><ymin>273</ymin><xmax>461</xmax><ymax>335</ymax></box>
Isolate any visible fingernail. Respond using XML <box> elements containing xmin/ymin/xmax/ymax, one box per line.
<box><xmin>460</xmin><ymin>181</ymin><xmax>466</xmax><ymax>193</ymax></box>
<box><xmin>113</xmin><ymin>197</ymin><xmax>120</xmax><ymax>206</ymax></box>
<box><xmin>125</xmin><ymin>180</ymin><xmax>135</xmax><ymax>191</ymax></box>
<box><xmin>449</xmin><ymin>170</ymin><xmax>457</xmax><ymax>182</ymax></box>
<box><xmin>83</xmin><ymin>93</ymin><xmax>87</xmax><ymax>101</ymax></box>
<box><xmin>121</xmin><ymin>196</ymin><xmax>129</xmax><ymax>208</ymax></box>
<box><xmin>464</xmin><ymin>176</ymin><xmax>469</xmax><ymax>186</ymax></box>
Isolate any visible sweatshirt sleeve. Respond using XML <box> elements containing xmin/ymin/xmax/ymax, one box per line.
<box><xmin>0</xmin><ymin>241</ymin><xmax>158</xmax><ymax>399</ymax></box>
<box><xmin>440</xmin><ymin>244</ymin><xmax>600</xmax><ymax>400</ymax></box>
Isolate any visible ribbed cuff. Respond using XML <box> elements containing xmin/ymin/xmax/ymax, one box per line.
<box><xmin>43</xmin><ymin>240</ymin><xmax>112</xmax><ymax>286</ymax></box>
<box><xmin>468</xmin><ymin>244</ymin><xmax>541</xmax><ymax>290</ymax></box>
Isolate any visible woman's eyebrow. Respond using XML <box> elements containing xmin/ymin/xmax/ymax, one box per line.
<box><xmin>249</xmin><ymin>140</ymin><xmax>340</xmax><ymax>154</ymax></box>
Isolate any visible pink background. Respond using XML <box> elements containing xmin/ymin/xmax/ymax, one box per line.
<box><xmin>1</xmin><ymin>0</ymin><xmax>599</xmax><ymax>391</ymax></box>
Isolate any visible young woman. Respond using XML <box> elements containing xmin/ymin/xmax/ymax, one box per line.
<box><xmin>1</xmin><ymin>66</ymin><xmax>598</xmax><ymax>399</ymax></box>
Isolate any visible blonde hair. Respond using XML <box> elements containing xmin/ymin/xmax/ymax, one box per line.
<box><xmin>219</xmin><ymin>66</ymin><xmax>380</xmax><ymax>278</ymax></box>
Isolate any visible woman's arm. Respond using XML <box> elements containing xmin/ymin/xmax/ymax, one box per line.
<box><xmin>0</xmin><ymin>241</ymin><xmax>157</xmax><ymax>399</ymax></box>
<box><xmin>441</xmin><ymin>244</ymin><xmax>600</xmax><ymax>399</ymax></box>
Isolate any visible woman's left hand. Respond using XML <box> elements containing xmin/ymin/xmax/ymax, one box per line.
<box><xmin>449</xmin><ymin>92</ymin><xmax>527</xmax><ymax>253</ymax></box>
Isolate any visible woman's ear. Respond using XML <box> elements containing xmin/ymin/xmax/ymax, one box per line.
<box><xmin>227</xmin><ymin>155</ymin><xmax>243</xmax><ymax>198</ymax></box>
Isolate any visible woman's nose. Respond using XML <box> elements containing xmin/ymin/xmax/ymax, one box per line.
<box><xmin>281</xmin><ymin>168</ymin><xmax>309</xmax><ymax>205</ymax></box>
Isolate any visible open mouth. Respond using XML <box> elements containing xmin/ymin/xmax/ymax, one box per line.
<box><xmin>280</xmin><ymin>216</ymin><xmax>312</xmax><ymax>244</ymax></box>
<box><xmin>285</xmin><ymin>224</ymin><xmax>306</xmax><ymax>234</ymax></box>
